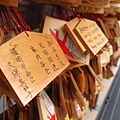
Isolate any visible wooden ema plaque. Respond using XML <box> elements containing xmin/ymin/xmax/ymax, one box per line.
<box><xmin>100</xmin><ymin>51</ymin><xmax>110</xmax><ymax>66</ymax></box>
<box><xmin>0</xmin><ymin>0</ymin><xmax>18</xmax><ymax>7</ymax></box>
<box><xmin>36</xmin><ymin>90</ymin><xmax>57</xmax><ymax>120</ymax></box>
<box><xmin>0</xmin><ymin>31</ymin><xmax>69</xmax><ymax>106</ymax></box>
<box><xmin>64</xmin><ymin>17</ymin><xmax>86</xmax><ymax>53</ymax></box>
<box><xmin>74</xmin><ymin>19</ymin><xmax>108</xmax><ymax>55</ymax></box>
<box><xmin>35</xmin><ymin>0</ymin><xmax>80</xmax><ymax>8</ymax></box>
<box><xmin>42</xmin><ymin>16</ymin><xmax>87</xmax><ymax>64</ymax></box>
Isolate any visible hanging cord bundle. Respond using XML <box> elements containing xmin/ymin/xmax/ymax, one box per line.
<box><xmin>51</xmin><ymin>5</ymin><xmax>81</xmax><ymax>21</ymax></box>
<box><xmin>0</xmin><ymin>5</ymin><xmax>40</xmax><ymax>120</ymax></box>
<box><xmin>52</xmin><ymin>72</ymin><xmax>88</xmax><ymax>120</ymax></box>
<box><xmin>10</xmin><ymin>6</ymin><xmax>31</xmax><ymax>32</ymax></box>
<box><xmin>0</xmin><ymin>5</ymin><xmax>31</xmax><ymax>45</ymax></box>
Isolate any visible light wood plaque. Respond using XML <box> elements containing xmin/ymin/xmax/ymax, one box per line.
<box><xmin>0</xmin><ymin>31</ymin><xmax>69</xmax><ymax>106</ymax></box>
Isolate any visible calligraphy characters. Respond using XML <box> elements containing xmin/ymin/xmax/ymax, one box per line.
<box><xmin>9</xmin><ymin>47</ymin><xmax>34</xmax><ymax>98</ymax></box>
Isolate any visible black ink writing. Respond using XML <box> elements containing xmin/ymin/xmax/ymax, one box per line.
<box><xmin>52</xmin><ymin>64</ymin><xmax>59</xmax><ymax>72</ymax></box>
<box><xmin>96</xmin><ymin>41</ymin><xmax>102</xmax><ymax>46</ymax></box>
<box><xmin>21</xmin><ymin>63</ymin><xmax>26</xmax><ymax>69</ymax></box>
<box><xmin>47</xmin><ymin>56</ymin><xmax>53</xmax><ymax>63</ymax></box>
<box><xmin>10</xmin><ymin>48</ymin><xmax>18</xmax><ymax>56</ymax></box>
<box><xmin>30</xmin><ymin>46</ymin><xmax>37</xmax><ymax>53</ymax></box>
<box><xmin>43</xmin><ymin>50</ymin><xmax>49</xmax><ymax>56</ymax></box>
<box><xmin>40</xmin><ymin>61</ymin><xmax>45</xmax><ymax>68</ymax></box>
<box><xmin>8</xmin><ymin>63</ymin><xmax>33</xmax><ymax>99</ymax></box>
<box><xmin>55</xmin><ymin>54</ymin><xmax>60</xmax><ymax>60</ymax></box>
<box><xmin>10</xmin><ymin>48</ymin><xmax>35</xmax><ymax>83</ymax></box>
<box><xmin>36</xmin><ymin>54</ymin><xmax>41</xmax><ymax>61</ymax></box>
<box><xmin>12</xmin><ymin>68</ymin><xmax>21</xmax><ymax>78</ymax></box>
<box><xmin>45</xmin><ymin>68</ymin><xmax>50</xmax><ymax>75</ymax></box>
<box><xmin>51</xmin><ymin>47</ymin><xmax>56</xmax><ymax>53</ymax></box>
<box><xmin>47</xmin><ymin>40</ymin><xmax>52</xmax><ymax>46</ymax></box>
<box><xmin>8</xmin><ymin>62</ymin><xmax>15</xmax><ymax>67</ymax></box>
<box><xmin>26</xmin><ymin>90</ymin><xmax>33</xmax><ymax>98</ymax></box>
<box><xmin>59</xmin><ymin>61</ymin><xmax>65</xmax><ymax>66</ymax></box>
<box><xmin>87</xmin><ymin>39</ymin><xmax>93</xmax><ymax>43</ymax></box>
<box><xmin>89</xmin><ymin>23</ymin><xmax>95</xmax><ymax>28</ymax></box>
<box><xmin>91</xmin><ymin>45</ymin><xmax>97</xmax><ymax>49</ymax></box>
<box><xmin>39</xmin><ymin>43</ymin><xmax>45</xmax><ymax>49</ymax></box>
<box><xmin>79</xmin><ymin>26</ymin><xmax>88</xmax><ymax>33</ymax></box>
<box><xmin>16</xmin><ymin>56</ymin><xmax>23</xmax><ymax>62</ymax></box>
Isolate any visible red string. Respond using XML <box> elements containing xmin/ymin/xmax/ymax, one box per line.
<box><xmin>65</xmin><ymin>9</ymin><xmax>71</xmax><ymax>21</ymax></box>
<box><xmin>0</xmin><ymin>10</ymin><xmax>9</xmax><ymax>34</ymax></box>
<box><xmin>52</xmin><ymin>5</ymin><xmax>81</xmax><ymax>21</ymax></box>
<box><xmin>11</xmin><ymin>7</ymin><xmax>31</xmax><ymax>31</ymax></box>
<box><xmin>61</xmin><ymin>8</ymin><xmax>66</xmax><ymax>20</ymax></box>
<box><xmin>24</xmin><ymin>30</ymin><xmax>29</xmax><ymax>37</ymax></box>
<box><xmin>36</xmin><ymin>94</ymin><xmax>40</xmax><ymax>98</ymax></box>
<box><xmin>1</xmin><ymin>6</ymin><xmax>11</xmax><ymax>31</ymax></box>
<box><xmin>3</xmin><ymin>6</ymin><xmax>19</xmax><ymax>35</ymax></box>
<box><xmin>51</xmin><ymin>5</ymin><xmax>55</xmax><ymax>17</ymax></box>
<box><xmin>68</xmin><ymin>8</ymin><xmax>81</xmax><ymax>19</ymax></box>
<box><xmin>6</xmin><ymin>96</ymin><xmax>14</xmax><ymax>115</ymax></box>
<box><xmin>17</xmin><ymin>104</ymin><xmax>26</xmax><ymax>111</ymax></box>
<box><xmin>11</xmin><ymin>7</ymin><xmax>27</xmax><ymax>30</ymax></box>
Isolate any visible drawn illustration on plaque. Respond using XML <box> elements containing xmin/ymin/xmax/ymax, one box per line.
<box><xmin>47</xmin><ymin>109</ymin><xmax>56</xmax><ymax>120</ymax></box>
<box><xmin>49</xmin><ymin>28</ymin><xmax>84</xmax><ymax>61</ymax></box>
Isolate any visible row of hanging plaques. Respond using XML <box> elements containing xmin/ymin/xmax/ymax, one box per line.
<box><xmin>0</xmin><ymin>10</ymin><xmax>115</xmax><ymax>109</ymax></box>
<box><xmin>0</xmin><ymin>3</ymin><xmax>119</xmax><ymax>120</ymax></box>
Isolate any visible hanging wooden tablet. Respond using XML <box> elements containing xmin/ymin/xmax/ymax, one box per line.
<box><xmin>0</xmin><ymin>0</ymin><xmax>18</xmax><ymax>7</ymax></box>
<box><xmin>74</xmin><ymin>18</ymin><xmax>108</xmax><ymax>55</ymax></box>
<box><xmin>0</xmin><ymin>69</ymin><xmax>21</xmax><ymax>105</ymax></box>
<box><xmin>35</xmin><ymin>0</ymin><xmax>79</xmax><ymax>8</ymax></box>
<box><xmin>81</xmin><ymin>0</ymin><xmax>109</xmax><ymax>6</ymax></box>
<box><xmin>0</xmin><ymin>31</ymin><xmax>69</xmax><ymax>106</ymax></box>
<box><xmin>114</xmin><ymin>7</ymin><xmax>120</xmax><ymax>13</ymax></box>
<box><xmin>104</xmin><ymin>23</ymin><xmax>114</xmax><ymax>40</ymax></box>
<box><xmin>114</xmin><ymin>21</ymin><xmax>120</xmax><ymax>38</ymax></box>
<box><xmin>110</xmin><ymin>1</ymin><xmax>120</xmax><ymax>7</ymax></box>
<box><xmin>114</xmin><ymin>37</ymin><xmax>120</xmax><ymax>47</ymax></box>
<box><xmin>97</xmin><ymin>18</ymin><xmax>110</xmax><ymax>39</ymax></box>
<box><xmin>35</xmin><ymin>0</ymin><xmax>70</xmax><ymax>8</ymax></box>
<box><xmin>1</xmin><ymin>30</ymin><xmax>16</xmax><ymax>45</ymax></box>
<box><xmin>58</xmin><ymin>0</ymin><xmax>76</xmax><ymax>3</ymax></box>
<box><xmin>64</xmin><ymin>17</ymin><xmax>86</xmax><ymax>53</ymax></box>
<box><xmin>107</xmin><ymin>44</ymin><xmax>113</xmax><ymax>56</ymax></box>
<box><xmin>76</xmin><ymin>5</ymin><xmax>104</xmax><ymax>14</ymax></box>
<box><xmin>0</xmin><ymin>28</ymin><xmax>4</xmax><ymax>44</ymax></box>
<box><xmin>36</xmin><ymin>90</ymin><xmax>57</xmax><ymax>120</ymax></box>
<box><xmin>52</xmin><ymin>77</ymin><xmax>70</xmax><ymax>120</ymax></box>
<box><xmin>100</xmin><ymin>51</ymin><xmax>110</xmax><ymax>66</ymax></box>
<box><xmin>71</xmin><ymin>68</ymin><xmax>85</xmax><ymax>94</ymax></box>
<box><xmin>78</xmin><ymin>2</ymin><xmax>110</xmax><ymax>8</ymax></box>
<box><xmin>42</xmin><ymin>16</ymin><xmax>87</xmax><ymax>64</ymax></box>
<box><xmin>58</xmin><ymin>0</ymin><xmax>81</xmax><ymax>4</ymax></box>
<box><xmin>0</xmin><ymin>77</ymin><xmax>15</xmax><ymax>100</ymax></box>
